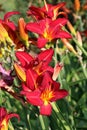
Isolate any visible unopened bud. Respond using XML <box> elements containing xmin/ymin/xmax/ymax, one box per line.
<box><xmin>18</xmin><ymin>18</ymin><xmax>28</xmax><ymax>41</ymax></box>
<box><xmin>52</xmin><ymin>63</ymin><xmax>63</xmax><ymax>81</ymax></box>
<box><xmin>61</xmin><ymin>38</ymin><xmax>77</xmax><ymax>55</ymax></box>
<box><xmin>14</xmin><ymin>63</ymin><xmax>26</xmax><ymax>82</ymax></box>
<box><xmin>67</xmin><ymin>21</ymin><xmax>76</xmax><ymax>36</ymax></box>
<box><xmin>74</xmin><ymin>0</ymin><xmax>80</xmax><ymax>12</ymax></box>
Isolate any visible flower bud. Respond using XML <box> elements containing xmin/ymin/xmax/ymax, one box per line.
<box><xmin>61</xmin><ymin>38</ymin><xmax>77</xmax><ymax>55</ymax></box>
<box><xmin>14</xmin><ymin>63</ymin><xmax>26</xmax><ymax>82</ymax></box>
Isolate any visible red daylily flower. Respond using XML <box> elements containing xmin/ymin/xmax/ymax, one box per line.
<box><xmin>14</xmin><ymin>49</ymin><xmax>54</xmax><ymax>90</ymax></box>
<box><xmin>0</xmin><ymin>11</ymin><xmax>20</xmax><ymax>31</ymax></box>
<box><xmin>26</xmin><ymin>18</ymin><xmax>72</xmax><ymax>48</ymax></box>
<box><xmin>0</xmin><ymin>107</ymin><xmax>19</xmax><ymax>130</ymax></box>
<box><xmin>0</xmin><ymin>11</ymin><xmax>26</xmax><ymax>49</ymax></box>
<box><xmin>21</xmin><ymin>72</ymin><xmax>68</xmax><ymax>115</ymax></box>
<box><xmin>27</xmin><ymin>2</ymin><xmax>66</xmax><ymax>20</ymax></box>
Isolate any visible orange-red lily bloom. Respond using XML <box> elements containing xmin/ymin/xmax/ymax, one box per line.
<box><xmin>0</xmin><ymin>11</ymin><xmax>25</xmax><ymax>49</ymax></box>
<box><xmin>14</xmin><ymin>49</ymin><xmax>54</xmax><ymax>90</ymax></box>
<box><xmin>27</xmin><ymin>2</ymin><xmax>66</xmax><ymax>20</ymax></box>
<box><xmin>26</xmin><ymin>18</ymin><xmax>72</xmax><ymax>48</ymax></box>
<box><xmin>21</xmin><ymin>73</ymin><xmax>68</xmax><ymax>115</ymax></box>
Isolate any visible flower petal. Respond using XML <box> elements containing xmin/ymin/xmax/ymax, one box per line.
<box><xmin>40</xmin><ymin>103</ymin><xmax>52</xmax><ymax>115</ymax></box>
<box><xmin>7</xmin><ymin>113</ymin><xmax>20</xmax><ymax>122</ymax></box>
<box><xmin>26</xmin><ymin>90</ymin><xmax>43</xmax><ymax>106</ymax></box>
<box><xmin>4</xmin><ymin>11</ymin><xmax>20</xmax><ymax>21</ymax></box>
<box><xmin>26</xmin><ymin>22</ymin><xmax>42</xmax><ymax>34</ymax></box>
<box><xmin>40</xmin><ymin>72</ymin><xmax>52</xmax><ymax>89</ymax></box>
<box><xmin>0</xmin><ymin>107</ymin><xmax>7</xmax><ymax>121</ymax></box>
<box><xmin>16</xmin><ymin>51</ymin><xmax>33</xmax><ymax>67</ymax></box>
<box><xmin>21</xmin><ymin>83</ymin><xmax>30</xmax><ymax>92</ymax></box>
<box><xmin>27</xmin><ymin>6</ymin><xmax>45</xmax><ymax>20</ymax></box>
<box><xmin>38</xmin><ymin>48</ymin><xmax>54</xmax><ymax>65</ymax></box>
<box><xmin>37</xmin><ymin>37</ymin><xmax>48</xmax><ymax>48</ymax></box>
<box><xmin>55</xmin><ymin>30</ymin><xmax>72</xmax><ymax>39</ymax></box>
<box><xmin>26</xmin><ymin>69</ymin><xmax>38</xmax><ymax>90</ymax></box>
<box><xmin>49</xmin><ymin>18</ymin><xmax>67</xmax><ymax>30</ymax></box>
<box><xmin>51</xmin><ymin>90</ymin><xmax>68</xmax><ymax>101</ymax></box>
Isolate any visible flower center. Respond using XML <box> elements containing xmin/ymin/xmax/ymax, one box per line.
<box><xmin>1</xmin><ymin>119</ymin><xmax>8</xmax><ymax>130</ymax></box>
<box><xmin>40</xmin><ymin>86</ymin><xmax>54</xmax><ymax>105</ymax></box>
<box><xmin>43</xmin><ymin>29</ymin><xmax>52</xmax><ymax>41</ymax></box>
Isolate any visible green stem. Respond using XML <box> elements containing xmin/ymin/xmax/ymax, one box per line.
<box><xmin>54</xmin><ymin>43</ymin><xmax>63</xmax><ymax>87</ymax></box>
<box><xmin>39</xmin><ymin>115</ymin><xmax>49</xmax><ymax>130</ymax></box>
<box><xmin>23</xmin><ymin>107</ymin><xmax>32</xmax><ymax>130</ymax></box>
<box><xmin>52</xmin><ymin>102</ymin><xmax>73</xmax><ymax>130</ymax></box>
<box><xmin>79</xmin><ymin>57</ymin><xmax>87</xmax><ymax>78</ymax></box>
<box><xmin>73</xmin><ymin>38</ymin><xmax>87</xmax><ymax>56</ymax></box>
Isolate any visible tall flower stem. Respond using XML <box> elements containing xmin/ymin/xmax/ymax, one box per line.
<box><xmin>39</xmin><ymin>115</ymin><xmax>49</xmax><ymax>130</ymax></box>
<box><xmin>73</xmin><ymin>38</ymin><xmax>87</xmax><ymax>56</ymax></box>
<box><xmin>53</xmin><ymin>43</ymin><xmax>63</xmax><ymax>87</ymax></box>
<box><xmin>52</xmin><ymin>102</ymin><xmax>73</xmax><ymax>130</ymax></box>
